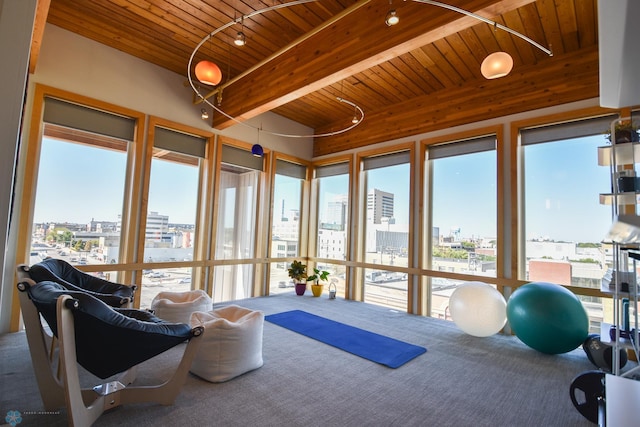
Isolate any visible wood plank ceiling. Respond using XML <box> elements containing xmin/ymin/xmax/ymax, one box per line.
<box><xmin>35</xmin><ymin>0</ymin><xmax>600</xmax><ymax>156</ymax></box>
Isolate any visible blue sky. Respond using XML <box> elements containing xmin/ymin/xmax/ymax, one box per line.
<box><xmin>523</xmin><ymin>135</ymin><xmax>611</xmax><ymax>243</ymax></box>
<box><xmin>34</xmin><ymin>139</ymin><xmax>127</xmax><ymax>223</ymax></box>
<box><xmin>35</xmin><ymin>135</ymin><xmax>612</xmax><ymax>243</ymax></box>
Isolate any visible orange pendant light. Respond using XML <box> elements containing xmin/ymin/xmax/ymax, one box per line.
<box><xmin>195</xmin><ymin>61</ymin><xmax>222</xmax><ymax>86</ymax></box>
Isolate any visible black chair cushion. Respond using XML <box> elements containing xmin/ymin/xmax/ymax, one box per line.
<box><xmin>28</xmin><ymin>258</ymin><xmax>134</xmax><ymax>307</ymax></box>
<box><xmin>27</xmin><ymin>281</ymin><xmax>194</xmax><ymax>379</ymax></box>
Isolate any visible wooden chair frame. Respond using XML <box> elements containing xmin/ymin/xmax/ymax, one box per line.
<box><xmin>16</xmin><ymin>274</ymin><xmax>203</xmax><ymax>427</ymax></box>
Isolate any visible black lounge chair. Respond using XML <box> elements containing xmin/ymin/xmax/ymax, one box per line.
<box><xmin>16</xmin><ymin>279</ymin><xmax>203</xmax><ymax>427</ymax></box>
<box><xmin>18</xmin><ymin>258</ymin><xmax>135</xmax><ymax>307</ymax></box>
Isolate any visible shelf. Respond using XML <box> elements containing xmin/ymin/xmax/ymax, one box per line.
<box><xmin>600</xmin><ymin>129</ymin><xmax>640</xmax><ymax>379</ymax></box>
<box><xmin>598</xmin><ymin>143</ymin><xmax>640</xmax><ymax>166</ymax></box>
<box><xmin>603</xmin><ymin>215</ymin><xmax>640</xmax><ymax>244</ymax></box>
<box><xmin>600</xmin><ymin>285</ymin><xmax>639</xmax><ymax>297</ymax></box>
<box><xmin>599</xmin><ymin>192</ymin><xmax>640</xmax><ymax>205</ymax></box>
<box><xmin>600</xmin><ymin>323</ymin><xmax>636</xmax><ymax>349</ymax></box>
<box><xmin>601</xmin><ymin>268</ymin><xmax>639</xmax><ymax>294</ymax></box>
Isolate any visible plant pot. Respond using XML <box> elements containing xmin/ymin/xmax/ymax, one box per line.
<box><xmin>311</xmin><ymin>284</ymin><xmax>323</xmax><ymax>297</ymax></box>
<box><xmin>295</xmin><ymin>282</ymin><xmax>307</xmax><ymax>296</ymax></box>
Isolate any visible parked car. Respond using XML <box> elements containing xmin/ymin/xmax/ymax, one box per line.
<box><xmin>179</xmin><ymin>277</ymin><xmax>192</xmax><ymax>284</ymax></box>
<box><xmin>148</xmin><ymin>272</ymin><xmax>167</xmax><ymax>279</ymax></box>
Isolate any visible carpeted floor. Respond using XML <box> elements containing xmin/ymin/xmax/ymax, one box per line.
<box><xmin>0</xmin><ymin>293</ymin><xmax>606</xmax><ymax>426</ymax></box>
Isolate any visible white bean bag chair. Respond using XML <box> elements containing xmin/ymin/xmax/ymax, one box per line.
<box><xmin>150</xmin><ymin>290</ymin><xmax>212</xmax><ymax>324</ymax></box>
<box><xmin>189</xmin><ymin>305</ymin><xmax>264</xmax><ymax>383</ymax></box>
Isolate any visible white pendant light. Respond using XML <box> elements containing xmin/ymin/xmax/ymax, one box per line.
<box><xmin>480</xmin><ymin>52</ymin><xmax>513</xmax><ymax>79</ymax></box>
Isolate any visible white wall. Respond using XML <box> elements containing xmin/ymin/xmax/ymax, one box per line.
<box><xmin>0</xmin><ymin>0</ymin><xmax>37</xmax><ymax>333</ymax></box>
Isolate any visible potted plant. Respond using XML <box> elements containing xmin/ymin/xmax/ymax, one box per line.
<box><xmin>287</xmin><ymin>260</ymin><xmax>307</xmax><ymax>296</ymax></box>
<box><xmin>604</xmin><ymin>120</ymin><xmax>639</xmax><ymax>144</ymax></box>
<box><xmin>307</xmin><ymin>268</ymin><xmax>330</xmax><ymax>297</ymax></box>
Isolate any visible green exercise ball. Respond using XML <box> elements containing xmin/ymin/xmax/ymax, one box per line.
<box><xmin>507</xmin><ymin>282</ymin><xmax>589</xmax><ymax>354</ymax></box>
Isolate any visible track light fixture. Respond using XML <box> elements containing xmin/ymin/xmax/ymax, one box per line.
<box><xmin>234</xmin><ymin>16</ymin><xmax>246</xmax><ymax>46</ymax></box>
<box><xmin>385</xmin><ymin>10</ymin><xmax>399</xmax><ymax>26</ymax></box>
<box><xmin>385</xmin><ymin>0</ymin><xmax>399</xmax><ymax>26</ymax></box>
<box><xmin>234</xmin><ymin>31</ymin><xmax>246</xmax><ymax>46</ymax></box>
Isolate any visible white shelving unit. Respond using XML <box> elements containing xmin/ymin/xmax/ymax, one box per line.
<box><xmin>599</xmin><ymin>118</ymin><xmax>640</xmax><ymax>377</ymax></box>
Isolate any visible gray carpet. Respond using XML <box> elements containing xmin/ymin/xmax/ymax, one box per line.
<box><xmin>0</xmin><ymin>293</ymin><xmax>605</xmax><ymax>426</ymax></box>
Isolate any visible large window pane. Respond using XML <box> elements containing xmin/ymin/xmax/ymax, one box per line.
<box><xmin>214</xmin><ymin>157</ymin><xmax>260</xmax><ymax>302</ymax></box>
<box><xmin>429</xmin><ymin>137</ymin><xmax>497</xmax><ymax>318</ymax></box>
<box><xmin>362</xmin><ymin>152</ymin><xmax>410</xmax><ymax>309</ymax></box>
<box><xmin>269</xmin><ymin>161</ymin><xmax>305</xmax><ymax>294</ymax></box>
<box><xmin>431</xmin><ymin>145</ymin><xmax>497</xmax><ymax>275</ymax></box>
<box><xmin>141</xmin><ymin>130</ymin><xmax>202</xmax><ymax>304</ymax></box>
<box><xmin>522</xmin><ymin>122</ymin><xmax>612</xmax><ymax>330</ymax></box>
<box><xmin>144</xmin><ymin>150</ymin><xmax>199</xmax><ymax>263</ymax></box>
<box><xmin>316</xmin><ymin>166</ymin><xmax>349</xmax><ymax>261</ymax></box>
<box><xmin>33</xmin><ymin>126</ymin><xmax>128</xmax><ymax>267</ymax></box>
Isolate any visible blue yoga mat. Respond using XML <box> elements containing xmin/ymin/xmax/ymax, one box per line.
<box><xmin>266</xmin><ymin>310</ymin><xmax>426</xmax><ymax>368</ymax></box>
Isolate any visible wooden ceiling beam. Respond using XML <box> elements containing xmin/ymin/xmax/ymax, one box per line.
<box><xmin>313</xmin><ymin>44</ymin><xmax>600</xmax><ymax>156</ymax></box>
<box><xmin>29</xmin><ymin>0</ymin><xmax>51</xmax><ymax>74</ymax></box>
<box><xmin>210</xmin><ymin>0</ymin><xmax>537</xmax><ymax>129</ymax></box>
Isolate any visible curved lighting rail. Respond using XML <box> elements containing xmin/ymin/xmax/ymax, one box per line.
<box><xmin>187</xmin><ymin>0</ymin><xmax>364</xmax><ymax>139</ymax></box>
<box><xmin>188</xmin><ymin>0</ymin><xmax>552</xmax><ymax>138</ymax></box>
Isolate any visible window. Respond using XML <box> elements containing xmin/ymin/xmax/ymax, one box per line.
<box><xmin>312</xmin><ymin>162</ymin><xmax>350</xmax><ymax>297</ymax></box>
<box><xmin>270</xmin><ymin>159</ymin><xmax>306</xmax><ymax>294</ymax></box>
<box><xmin>361</xmin><ymin>151</ymin><xmax>410</xmax><ymax>310</ymax></box>
<box><xmin>33</xmin><ymin>97</ymin><xmax>134</xmax><ymax>268</ymax></box>
<box><xmin>214</xmin><ymin>145</ymin><xmax>262</xmax><ymax>302</ymax></box>
<box><xmin>428</xmin><ymin>136</ymin><xmax>497</xmax><ymax>319</ymax></box>
<box><xmin>138</xmin><ymin>127</ymin><xmax>205</xmax><ymax>306</ymax></box>
<box><xmin>521</xmin><ymin>115</ymin><xmax>616</xmax><ymax>329</ymax></box>
<box><xmin>316</xmin><ymin>163</ymin><xmax>349</xmax><ymax>260</ymax></box>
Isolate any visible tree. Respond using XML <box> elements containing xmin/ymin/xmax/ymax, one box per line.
<box><xmin>46</xmin><ymin>228</ymin><xmax>73</xmax><ymax>246</ymax></box>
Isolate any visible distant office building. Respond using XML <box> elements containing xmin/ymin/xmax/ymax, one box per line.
<box><xmin>528</xmin><ymin>259</ymin><xmax>572</xmax><ymax>286</ymax></box>
<box><xmin>87</xmin><ymin>218</ymin><xmax>118</xmax><ymax>233</ymax></box>
<box><xmin>318</xmin><ymin>229</ymin><xmax>347</xmax><ymax>259</ymax></box>
<box><xmin>117</xmin><ymin>211</ymin><xmax>172</xmax><ymax>244</ymax></box>
<box><xmin>367</xmin><ymin>189</ymin><xmax>394</xmax><ymax>224</ymax></box>
<box><xmin>145</xmin><ymin>211</ymin><xmax>170</xmax><ymax>243</ymax></box>
<box><xmin>322</xmin><ymin>197</ymin><xmax>347</xmax><ymax>231</ymax></box>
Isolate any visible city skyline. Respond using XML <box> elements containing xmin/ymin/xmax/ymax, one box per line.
<box><xmin>34</xmin><ymin>134</ymin><xmax>613</xmax><ymax>244</ymax></box>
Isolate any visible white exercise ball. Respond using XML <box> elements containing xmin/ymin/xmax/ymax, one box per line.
<box><xmin>449</xmin><ymin>281</ymin><xmax>507</xmax><ymax>337</ymax></box>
